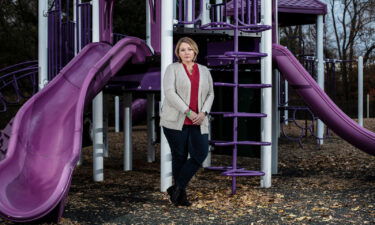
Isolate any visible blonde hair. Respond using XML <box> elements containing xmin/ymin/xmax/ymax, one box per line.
<box><xmin>175</xmin><ymin>37</ymin><xmax>199</xmax><ymax>62</ymax></box>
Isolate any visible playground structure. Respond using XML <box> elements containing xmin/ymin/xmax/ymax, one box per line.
<box><xmin>280</xmin><ymin>55</ymin><xmax>366</xmax><ymax>147</ymax></box>
<box><xmin>0</xmin><ymin>0</ymin><xmax>374</xmax><ymax>223</ymax></box>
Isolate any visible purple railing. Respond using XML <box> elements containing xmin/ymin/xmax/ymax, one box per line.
<box><xmin>48</xmin><ymin>0</ymin><xmax>76</xmax><ymax>80</ymax></box>
<box><xmin>176</xmin><ymin>0</ymin><xmax>204</xmax><ymax>26</ymax></box>
<box><xmin>0</xmin><ymin>61</ymin><xmax>38</xmax><ymax>113</ymax></box>
<box><xmin>200</xmin><ymin>0</ymin><xmax>270</xmax><ymax>32</ymax></box>
<box><xmin>77</xmin><ymin>2</ymin><xmax>93</xmax><ymax>51</ymax></box>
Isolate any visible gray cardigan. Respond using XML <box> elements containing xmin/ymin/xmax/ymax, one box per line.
<box><xmin>160</xmin><ymin>62</ymin><xmax>214</xmax><ymax>134</ymax></box>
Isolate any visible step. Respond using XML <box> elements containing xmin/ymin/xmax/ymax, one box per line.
<box><xmin>210</xmin><ymin>140</ymin><xmax>271</xmax><ymax>146</ymax></box>
<box><xmin>214</xmin><ymin>83</ymin><xmax>272</xmax><ymax>88</ymax></box>
<box><xmin>238</xmin><ymin>84</ymin><xmax>272</xmax><ymax>88</ymax></box>
<box><xmin>205</xmin><ymin>166</ymin><xmax>244</xmax><ymax>171</ymax></box>
<box><xmin>224</xmin><ymin>51</ymin><xmax>267</xmax><ymax>58</ymax></box>
<box><xmin>209</xmin><ymin>112</ymin><xmax>267</xmax><ymax>118</ymax></box>
<box><xmin>200</xmin><ymin>22</ymin><xmax>271</xmax><ymax>33</ymax></box>
<box><xmin>223</xmin><ymin>112</ymin><xmax>267</xmax><ymax>118</ymax></box>
<box><xmin>207</xmin><ymin>51</ymin><xmax>267</xmax><ymax>60</ymax></box>
<box><xmin>222</xmin><ymin>169</ymin><xmax>265</xmax><ymax>177</ymax></box>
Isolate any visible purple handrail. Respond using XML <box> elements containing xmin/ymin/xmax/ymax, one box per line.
<box><xmin>0</xmin><ymin>62</ymin><xmax>38</xmax><ymax>113</ymax></box>
<box><xmin>177</xmin><ymin>0</ymin><xmax>204</xmax><ymax>26</ymax></box>
<box><xmin>199</xmin><ymin>0</ymin><xmax>270</xmax><ymax>32</ymax></box>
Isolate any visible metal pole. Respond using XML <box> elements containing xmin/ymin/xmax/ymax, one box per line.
<box><xmin>316</xmin><ymin>15</ymin><xmax>324</xmax><ymax>145</ymax></box>
<box><xmin>216</xmin><ymin>0</ymin><xmax>223</xmax><ymax>22</ymax></box>
<box><xmin>92</xmin><ymin>0</ymin><xmax>104</xmax><ymax>182</ymax></box>
<box><xmin>260</xmin><ymin>0</ymin><xmax>272</xmax><ymax>188</ymax></box>
<box><xmin>147</xmin><ymin>94</ymin><xmax>156</xmax><ymax>163</ymax></box>
<box><xmin>367</xmin><ymin>94</ymin><xmax>370</xmax><ymax>118</ymax></box>
<box><xmin>186</xmin><ymin>0</ymin><xmax>193</xmax><ymax>28</ymax></box>
<box><xmin>115</xmin><ymin>96</ymin><xmax>120</xmax><ymax>132</ymax></box>
<box><xmin>201</xmin><ymin>0</ymin><xmax>211</xmax><ymax>25</ymax></box>
<box><xmin>103</xmin><ymin>92</ymin><xmax>109</xmax><ymax>157</ymax></box>
<box><xmin>202</xmin><ymin>116</ymin><xmax>212</xmax><ymax>168</ymax></box>
<box><xmin>284</xmin><ymin>80</ymin><xmax>288</xmax><ymax>125</ymax></box>
<box><xmin>38</xmin><ymin>0</ymin><xmax>49</xmax><ymax>90</ymax></box>
<box><xmin>161</xmin><ymin>0</ymin><xmax>174</xmax><ymax>192</ymax></box>
<box><xmin>358</xmin><ymin>56</ymin><xmax>363</xmax><ymax>126</ymax></box>
<box><xmin>271</xmin><ymin>0</ymin><xmax>279</xmax><ymax>175</ymax></box>
<box><xmin>146</xmin><ymin>0</ymin><xmax>151</xmax><ymax>47</ymax></box>
<box><xmin>124</xmin><ymin>93</ymin><xmax>133</xmax><ymax>171</ymax></box>
<box><xmin>272</xmin><ymin>69</ymin><xmax>279</xmax><ymax>175</ymax></box>
<box><xmin>73</xmin><ymin>0</ymin><xmax>78</xmax><ymax>55</ymax></box>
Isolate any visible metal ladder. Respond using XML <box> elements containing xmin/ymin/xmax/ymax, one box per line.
<box><xmin>181</xmin><ymin>0</ymin><xmax>272</xmax><ymax>194</ymax></box>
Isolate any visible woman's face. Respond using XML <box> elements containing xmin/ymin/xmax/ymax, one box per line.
<box><xmin>178</xmin><ymin>42</ymin><xmax>195</xmax><ymax>64</ymax></box>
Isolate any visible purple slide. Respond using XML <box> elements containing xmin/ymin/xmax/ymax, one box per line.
<box><xmin>273</xmin><ymin>44</ymin><xmax>375</xmax><ymax>156</ymax></box>
<box><xmin>0</xmin><ymin>37</ymin><xmax>152</xmax><ymax>222</ymax></box>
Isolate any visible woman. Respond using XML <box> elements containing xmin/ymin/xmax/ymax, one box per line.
<box><xmin>160</xmin><ymin>37</ymin><xmax>214</xmax><ymax>206</ymax></box>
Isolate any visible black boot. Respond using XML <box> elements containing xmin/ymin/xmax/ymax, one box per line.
<box><xmin>178</xmin><ymin>189</ymin><xmax>191</xmax><ymax>207</ymax></box>
<box><xmin>167</xmin><ymin>185</ymin><xmax>182</xmax><ymax>206</ymax></box>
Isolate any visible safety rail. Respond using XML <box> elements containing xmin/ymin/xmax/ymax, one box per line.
<box><xmin>0</xmin><ymin>61</ymin><xmax>38</xmax><ymax>113</ymax></box>
<box><xmin>176</xmin><ymin>0</ymin><xmax>205</xmax><ymax>26</ymax></box>
<box><xmin>201</xmin><ymin>0</ymin><xmax>270</xmax><ymax>32</ymax></box>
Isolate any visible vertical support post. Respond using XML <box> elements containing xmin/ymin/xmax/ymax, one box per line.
<box><xmin>161</xmin><ymin>0</ymin><xmax>174</xmax><ymax>192</ymax></box>
<box><xmin>93</xmin><ymin>93</ymin><xmax>104</xmax><ymax>181</ymax></box>
<box><xmin>123</xmin><ymin>93</ymin><xmax>133</xmax><ymax>171</ymax></box>
<box><xmin>203</xmin><ymin>116</ymin><xmax>212</xmax><ymax>168</ymax></box>
<box><xmin>186</xmin><ymin>0</ymin><xmax>194</xmax><ymax>28</ymax></box>
<box><xmin>272</xmin><ymin>69</ymin><xmax>279</xmax><ymax>175</ymax></box>
<box><xmin>201</xmin><ymin>0</ymin><xmax>211</xmax><ymax>25</ymax></box>
<box><xmin>316</xmin><ymin>15</ymin><xmax>324</xmax><ymax>145</ymax></box>
<box><xmin>38</xmin><ymin>0</ymin><xmax>49</xmax><ymax>90</ymax></box>
<box><xmin>147</xmin><ymin>94</ymin><xmax>156</xmax><ymax>163</ymax></box>
<box><xmin>367</xmin><ymin>94</ymin><xmax>370</xmax><ymax>118</ymax></box>
<box><xmin>358</xmin><ymin>56</ymin><xmax>363</xmax><ymax>126</ymax></box>
<box><xmin>271</xmin><ymin>0</ymin><xmax>279</xmax><ymax>175</ymax></box>
<box><xmin>260</xmin><ymin>0</ymin><xmax>272</xmax><ymax>188</ymax></box>
<box><xmin>103</xmin><ymin>92</ymin><xmax>109</xmax><ymax>157</ymax></box>
<box><xmin>115</xmin><ymin>96</ymin><xmax>120</xmax><ymax>132</ymax></box>
<box><xmin>92</xmin><ymin>0</ymin><xmax>104</xmax><ymax>182</ymax></box>
<box><xmin>146</xmin><ymin>0</ymin><xmax>151</xmax><ymax>47</ymax></box>
<box><xmin>73</xmin><ymin>0</ymin><xmax>78</xmax><ymax>55</ymax></box>
<box><xmin>216</xmin><ymin>0</ymin><xmax>223</xmax><ymax>22</ymax></box>
<box><xmin>284</xmin><ymin>80</ymin><xmax>288</xmax><ymax>125</ymax></box>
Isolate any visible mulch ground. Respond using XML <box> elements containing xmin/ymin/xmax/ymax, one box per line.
<box><xmin>1</xmin><ymin>119</ymin><xmax>374</xmax><ymax>225</ymax></box>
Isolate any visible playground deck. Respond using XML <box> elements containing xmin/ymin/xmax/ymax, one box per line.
<box><xmin>2</xmin><ymin>119</ymin><xmax>374</xmax><ymax>225</ymax></box>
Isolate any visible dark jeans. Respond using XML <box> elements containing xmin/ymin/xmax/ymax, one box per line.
<box><xmin>163</xmin><ymin>125</ymin><xmax>209</xmax><ymax>189</ymax></box>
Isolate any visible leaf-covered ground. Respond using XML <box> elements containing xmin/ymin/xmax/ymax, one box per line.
<box><xmin>2</xmin><ymin>119</ymin><xmax>374</xmax><ymax>225</ymax></box>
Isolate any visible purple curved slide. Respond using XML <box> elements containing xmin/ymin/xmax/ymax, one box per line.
<box><xmin>0</xmin><ymin>37</ymin><xmax>152</xmax><ymax>222</ymax></box>
<box><xmin>273</xmin><ymin>44</ymin><xmax>375</xmax><ymax>156</ymax></box>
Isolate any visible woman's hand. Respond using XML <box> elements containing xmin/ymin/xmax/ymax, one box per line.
<box><xmin>192</xmin><ymin>112</ymin><xmax>206</xmax><ymax>125</ymax></box>
<box><xmin>188</xmin><ymin>111</ymin><xmax>198</xmax><ymax>121</ymax></box>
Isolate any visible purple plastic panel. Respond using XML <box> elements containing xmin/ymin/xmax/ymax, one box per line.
<box><xmin>109</xmin><ymin>68</ymin><xmax>161</xmax><ymax>91</ymax></box>
<box><xmin>99</xmin><ymin>0</ymin><xmax>114</xmax><ymax>44</ymax></box>
<box><xmin>0</xmin><ymin>37</ymin><xmax>152</xmax><ymax>222</ymax></box>
<box><xmin>278</xmin><ymin>0</ymin><xmax>327</xmax><ymax>15</ymax></box>
<box><xmin>273</xmin><ymin>44</ymin><xmax>375</xmax><ymax>156</ymax></box>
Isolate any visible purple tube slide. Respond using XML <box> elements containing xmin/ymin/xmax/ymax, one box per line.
<box><xmin>273</xmin><ymin>44</ymin><xmax>375</xmax><ymax>156</ymax></box>
<box><xmin>0</xmin><ymin>37</ymin><xmax>152</xmax><ymax>222</ymax></box>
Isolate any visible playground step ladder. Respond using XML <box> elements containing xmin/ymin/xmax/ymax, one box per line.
<box><xmin>200</xmin><ymin>0</ymin><xmax>271</xmax><ymax>194</ymax></box>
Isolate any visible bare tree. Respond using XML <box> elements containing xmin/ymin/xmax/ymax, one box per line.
<box><xmin>328</xmin><ymin>0</ymin><xmax>375</xmax><ymax>99</ymax></box>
